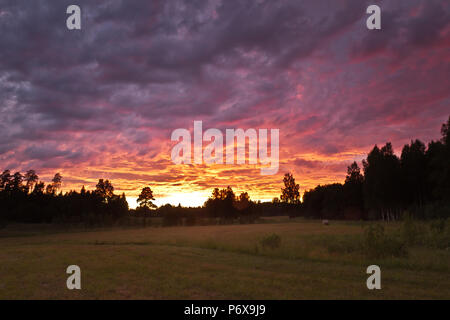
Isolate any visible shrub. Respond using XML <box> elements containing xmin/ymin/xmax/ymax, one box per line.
<box><xmin>430</xmin><ymin>218</ymin><xmax>447</xmax><ymax>233</ymax></box>
<box><xmin>423</xmin><ymin>203</ymin><xmax>450</xmax><ymax>220</ymax></box>
<box><xmin>325</xmin><ymin>236</ymin><xmax>361</xmax><ymax>254</ymax></box>
<box><xmin>201</xmin><ymin>239</ymin><xmax>219</xmax><ymax>250</ymax></box>
<box><xmin>364</xmin><ymin>224</ymin><xmax>408</xmax><ymax>258</ymax></box>
<box><xmin>428</xmin><ymin>218</ymin><xmax>450</xmax><ymax>249</ymax></box>
<box><xmin>401</xmin><ymin>218</ymin><xmax>426</xmax><ymax>245</ymax></box>
<box><xmin>398</xmin><ymin>218</ymin><xmax>449</xmax><ymax>249</ymax></box>
<box><xmin>260</xmin><ymin>233</ymin><xmax>281</xmax><ymax>249</ymax></box>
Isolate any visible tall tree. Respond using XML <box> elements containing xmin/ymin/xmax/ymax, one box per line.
<box><xmin>426</xmin><ymin>116</ymin><xmax>450</xmax><ymax>204</ymax></box>
<box><xmin>345</xmin><ymin>162</ymin><xmax>364</xmax><ymax>185</ymax></box>
<box><xmin>204</xmin><ymin>186</ymin><xmax>237</xmax><ymax>219</ymax></box>
<box><xmin>32</xmin><ymin>182</ymin><xmax>45</xmax><ymax>195</ymax></box>
<box><xmin>24</xmin><ymin>170</ymin><xmax>39</xmax><ymax>193</ymax></box>
<box><xmin>235</xmin><ymin>192</ymin><xmax>251</xmax><ymax>210</ymax></box>
<box><xmin>400</xmin><ymin>140</ymin><xmax>426</xmax><ymax>208</ymax></box>
<box><xmin>441</xmin><ymin>115</ymin><xmax>450</xmax><ymax>146</ymax></box>
<box><xmin>11</xmin><ymin>172</ymin><xmax>24</xmax><ymax>192</ymax></box>
<box><xmin>51</xmin><ymin>173</ymin><xmax>62</xmax><ymax>193</ymax></box>
<box><xmin>363</xmin><ymin>143</ymin><xmax>401</xmax><ymax>220</ymax></box>
<box><xmin>137</xmin><ymin>187</ymin><xmax>157</xmax><ymax>209</ymax></box>
<box><xmin>212</xmin><ymin>188</ymin><xmax>220</xmax><ymax>200</ymax></box>
<box><xmin>344</xmin><ymin>162</ymin><xmax>364</xmax><ymax>218</ymax></box>
<box><xmin>95</xmin><ymin>179</ymin><xmax>114</xmax><ymax>201</ymax></box>
<box><xmin>0</xmin><ymin>170</ymin><xmax>11</xmax><ymax>191</ymax></box>
<box><xmin>280</xmin><ymin>173</ymin><xmax>300</xmax><ymax>204</ymax></box>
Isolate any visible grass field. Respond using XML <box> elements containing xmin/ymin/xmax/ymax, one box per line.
<box><xmin>0</xmin><ymin>218</ymin><xmax>449</xmax><ymax>299</ymax></box>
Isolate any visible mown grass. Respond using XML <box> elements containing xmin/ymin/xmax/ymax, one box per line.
<box><xmin>0</xmin><ymin>219</ymin><xmax>448</xmax><ymax>299</ymax></box>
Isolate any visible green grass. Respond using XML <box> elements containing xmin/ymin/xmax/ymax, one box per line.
<box><xmin>0</xmin><ymin>219</ymin><xmax>448</xmax><ymax>299</ymax></box>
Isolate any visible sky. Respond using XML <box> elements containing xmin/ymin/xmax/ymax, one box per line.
<box><xmin>0</xmin><ymin>0</ymin><xmax>449</xmax><ymax>208</ymax></box>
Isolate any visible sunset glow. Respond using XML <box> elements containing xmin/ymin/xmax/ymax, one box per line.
<box><xmin>0</xmin><ymin>0</ymin><xmax>449</xmax><ymax>207</ymax></box>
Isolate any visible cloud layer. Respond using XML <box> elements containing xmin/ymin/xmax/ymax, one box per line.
<box><xmin>0</xmin><ymin>0</ymin><xmax>449</xmax><ymax>205</ymax></box>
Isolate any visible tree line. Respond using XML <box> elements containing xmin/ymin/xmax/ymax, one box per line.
<box><xmin>299</xmin><ymin>116</ymin><xmax>450</xmax><ymax>220</ymax></box>
<box><xmin>0</xmin><ymin>116</ymin><xmax>448</xmax><ymax>227</ymax></box>
<box><xmin>0</xmin><ymin>173</ymin><xmax>128</xmax><ymax>226</ymax></box>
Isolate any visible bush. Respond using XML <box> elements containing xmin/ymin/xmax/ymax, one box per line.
<box><xmin>401</xmin><ymin>217</ymin><xmax>427</xmax><ymax>245</ymax></box>
<box><xmin>260</xmin><ymin>233</ymin><xmax>281</xmax><ymax>249</ymax></box>
<box><xmin>423</xmin><ymin>203</ymin><xmax>450</xmax><ymax>220</ymax></box>
<box><xmin>364</xmin><ymin>224</ymin><xmax>408</xmax><ymax>258</ymax></box>
<box><xmin>428</xmin><ymin>218</ymin><xmax>450</xmax><ymax>249</ymax></box>
<box><xmin>398</xmin><ymin>218</ymin><xmax>449</xmax><ymax>249</ymax></box>
<box><xmin>430</xmin><ymin>218</ymin><xmax>446</xmax><ymax>233</ymax></box>
<box><xmin>325</xmin><ymin>236</ymin><xmax>361</xmax><ymax>254</ymax></box>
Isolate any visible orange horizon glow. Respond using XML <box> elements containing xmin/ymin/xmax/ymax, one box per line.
<box><xmin>11</xmin><ymin>143</ymin><xmax>375</xmax><ymax>208</ymax></box>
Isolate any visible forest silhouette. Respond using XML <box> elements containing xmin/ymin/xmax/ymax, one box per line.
<box><xmin>0</xmin><ymin>116</ymin><xmax>448</xmax><ymax>227</ymax></box>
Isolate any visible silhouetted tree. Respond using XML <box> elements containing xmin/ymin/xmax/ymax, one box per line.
<box><xmin>32</xmin><ymin>182</ymin><xmax>45</xmax><ymax>195</ymax></box>
<box><xmin>234</xmin><ymin>192</ymin><xmax>251</xmax><ymax>210</ymax></box>
<box><xmin>363</xmin><ymin>143</ymin><xmax>401</xmax><ymax>220</ymax></box>
<box><xmin>137</xmin><ymin>187</ymin><xmax>157</xmax><ymax>210</ymax></box>
<box><xmin>204</xmin><ymin>186</ymin><xmax>238</xmax><ymax>220</ymax></box>
<box><xmin>280</xmin><ymin>173</ymin><xmax>300</xmax><ymax>204</ymax></box>
<box><xmin>237</xmin><ymin>192</ymin><xmax>250</xmax><ymax>205</ymax></box>
<box><xmin>441</xmin><ymin>116</ymin><xmax>450</xmax><ymax>146</ymax></box>
<box><xmin>426</xmin><ymin>116</ymin><xmax>450</xmax><ymax>205</ymax></box>
<box><xmin>0</xmin><ymin>170</ymin><xmax>11</xmax><ymax>191</ymax></box>
<box><xmin>24</xmin><ymin>170</ymin><xmax>38</xmax><ymax>193</ymax></box>
<box><xmin>95</xmin><ymin>179</ymin><xmax>114</xmax><ymax>201</ymax></box>
<box><xmin>400</xmin><ymin>140</ymin><xmax>427</xmax><ymax>209</ymax></box>
<box><xmin>303</xmin><ymin>183</ymin><xmax>345</xmax><ymax>219</ymax></box>
<box><xmin>345</xmin><ymin>162</ymin><xmax>364</xmax><ymax>185</ymax></box>
<box><xmin>343</xmin><ymin>162</ymin><xmax>364</xmax><ymax>219</ymax></box>
<box><xmin>46</xmin><ymin>184</ymin><xmax>55</xmax><ymax>195</ymax></box>
<box><xmin>52</xmin><ymin>173</ymin><xmax>62</xmax><ymax>193</ymax></box>
<box><xmin>11</xmin><ymin>172</ymin><xmax>24</xmax><ymax>192</ymax></box>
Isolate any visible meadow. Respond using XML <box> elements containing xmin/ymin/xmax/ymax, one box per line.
<box><xmin>0</xmin><ymin>217</ymin><xmax>449</xmax><ymax>299</ymax></box>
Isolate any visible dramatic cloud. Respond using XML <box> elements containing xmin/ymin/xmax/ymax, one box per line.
<box><xmin>0</xmin><ymin>0</ymin><xmax>449</xmax><ymax>206</ymax></box>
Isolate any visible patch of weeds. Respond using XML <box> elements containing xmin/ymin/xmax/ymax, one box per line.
<box><xmin>428</xmin><ymin>219</ymin><xmax>450</xmax><ymax>249</ymax></box>
<box><xmin>259</xmin><ymin>233</ymin><xmax>281</xmax><ymax>250</ymax></box>
<box><xmin>401</xmin><ymin>217</ymin><xmax>427</xmax><ymax>245</ymax></box>
<box><xmin>364</xmin><ymin>224</ymin><xmax>408</xmax><ymax>259</ymax></box>
<box><xmin>325</xmin><ymin>236</ymin><xmax>361</xmax><ymax>254</ymax></box>
<box><xmin>201</xmin><ymin>239</ymin><xmax>219</xmax><ymax>250</ymax></box>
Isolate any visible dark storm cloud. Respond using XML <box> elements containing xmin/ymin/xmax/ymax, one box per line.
<box><xmin>351</xmin><ymin>0</ymin><xmax>450</xmax><ymax>60</ymax></box>
<box><xmin>0</xmin><ymin>0</ymin><xmax>367</xmax><ymax>125</ymax></box>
